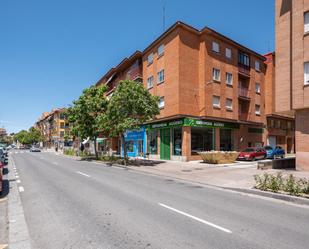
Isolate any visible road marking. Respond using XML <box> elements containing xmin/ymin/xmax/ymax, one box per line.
<box><xmin>16</xmin><ymin>180</ymin><xmax>21</xmax><ymax>183</ymax></box>
<box><xmin>76</xmin><ymin>171</ymin><xmax>90</xmax><ymax>178</ymax></box>
<box><xmin>18</xmin><ymin>186</ymin><xmax>24</xmax><ymax>192</ymax></box>
<box><xmin>52</xmin><ymin>162</ymin><xmax>58</xmax><ymax>165</ymax></box>
<box><xmin>158</xmin><ymin>203</ymin><xmax>232</xmax><ymax>234</ymax></box>
<box><xmin>15</xmin><ymin>176</ymin><xmax>19</xmax><ymax>179</ymax></box>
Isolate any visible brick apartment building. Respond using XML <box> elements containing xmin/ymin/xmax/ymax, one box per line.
<box><xmin>35</xmin><ymin>108</ymin><xmax>69</xmax><ymax>148</ymax></box>
<box><xmin>264</xmin><ymin>52</ymin><xmax>295</xmax><ymax>153</ymax></box>
<box><xmin>94</xmin><ymin>21</ymin><xmax>295</xmax><ymax>161</ymax></box>
<box><xmin>275</xmin><ymin>0</ymin><xmax>309</xmax><ymax>170</ymax></box>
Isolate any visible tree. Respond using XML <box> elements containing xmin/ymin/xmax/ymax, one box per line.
<box><xmin>13</xmin><ymin>128</ymin><xmax>43</xmax><ymax>145</ymax></box>
<box><xmin>67</xmin><ymin>85</ymin><xmax>108</xmax><ymax>158</ymax></box>
<box><xmin>106</xmin><ymin>80</ymin><xmax>159</xmax><ymax>164</ymax></box>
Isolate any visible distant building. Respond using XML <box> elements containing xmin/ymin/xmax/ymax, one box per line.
<box><xmin>35</xmin><ymin>108</ymin><xmax>70</xmax><ymax>148</ymax></box>
<box><xmin>0</xmin><ymin>128</ymin><xmax>7</xmax><ymax>137</ymax></box>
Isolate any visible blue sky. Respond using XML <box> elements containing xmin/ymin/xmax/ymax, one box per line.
<box><xmin>0</xmin><ymin>0</ymin><xmax>275</xmax><ymax>133</ymax></box>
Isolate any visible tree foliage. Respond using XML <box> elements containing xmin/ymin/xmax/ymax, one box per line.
<box><xmin>105</xmin><ymin>80</ymin><xmax>160</xmax><ymax>161</ymax></box>
<box><xmin>13</xmin><ymin>128</ymin><xmax>43</xmax><ymax>145</ymax></box>
<box><xmin>67</xmin><ymin>85</ymin><xmax>108</xmax><ymax>158</ymax></box>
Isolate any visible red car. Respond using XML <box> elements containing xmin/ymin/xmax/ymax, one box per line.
<box><xmin>237</xmin><ymin>147</ymin><xmax>266</xmax><ymax>161</ymax></box>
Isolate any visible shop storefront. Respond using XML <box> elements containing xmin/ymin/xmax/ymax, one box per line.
<box><xmin>146</xmin><ymin>118</ymin><xmax>240</xmax><ymax>161</ymax></box>
<box><xmin>121</xmin><ymin>127</ymin><xmax>147</xmax><ymax>158</ymax></box>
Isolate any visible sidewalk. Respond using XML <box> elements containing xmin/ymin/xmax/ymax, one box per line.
<box><xmin>122</xmin><ymin>160</ymin><xmax>309</xmax><ymax>189</ymax></box>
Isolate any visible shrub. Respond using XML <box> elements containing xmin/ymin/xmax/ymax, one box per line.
<box><xmin>64</xmin><ymin>148</ymin><xmax>76</xmax><ymax>156</ymax></box>
<box><xmin>254</xmin><ymin>173</ymin><xmax>309</xmax><ymax>197</ymax></box>
<box><xmin>199</xmin><ymin>151</ymin><xmax>239</xmax><ymax>164</ymax></box>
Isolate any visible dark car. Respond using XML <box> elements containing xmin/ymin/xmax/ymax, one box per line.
<box><xmin>264</xmin><ymin>146</ymin><xmax>285</xmax><ymax>159</ymax></box>
<box><xmin>237</xmin><ymin>147</ymin><xmax>267</xmax><ymax>161</ymax></box>
<box><xmin>0</xmin><ymin>149</ymin><xmax>8</xmax><ymax>165</ymax></box>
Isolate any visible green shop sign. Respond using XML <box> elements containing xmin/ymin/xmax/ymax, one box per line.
<box><xmin>147</xmin><ymin>118</ymin><xmax>239</xmax><ymax>130</ymax></box>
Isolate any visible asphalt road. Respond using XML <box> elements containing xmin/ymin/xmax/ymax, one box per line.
<box><xmin>9</xmin><ymin>150</ymin><xmax>309</xmax><ymax>249</ymax></box>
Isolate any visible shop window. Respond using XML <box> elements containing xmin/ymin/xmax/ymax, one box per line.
<box><xmin>191</xmin><ymin>127</ymin><xmax>214</xmax><ymax>155</ymax></box>
<box><xmin>220</xmin><ymin>129</ymin><xmax>233</xmax><ymax>151</ymax></box>
<box><xmin>147</xmin><ymin>130</ymin><xmax>158</xmax><ymax>154</ymax></box>
<box><xmin>172</xmin><ymin>127</ymin><xmax>182</xmax><ymax>156</ymax></box>
<box><xmin>125</xmin><ymin>140</ymin><xmax>134</xmax><ymax>153</ymax></box>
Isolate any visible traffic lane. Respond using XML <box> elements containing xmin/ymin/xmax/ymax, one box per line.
<box><xmin>13</xmin><ymin>152</ymin><xmax>309</xmax><ymax>249</ymax></box>
<box><xmin>12</xmin><ymin>153</ymin><xmax>243</xmax><ymax>249</ymax></box>
<box><xmin>34</xmin><ymin>151</ymin><xmax>309</xmax><ymax>247</ymax></box>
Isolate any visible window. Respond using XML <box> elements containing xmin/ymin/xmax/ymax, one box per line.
<box><xmin>172</xmin><ymin>127</ymin><xmax>182</xmax><ymax>156</ymax></box>
<box><xmin>238</xmin><ymin>51</ymin><xmax>250</xmax><ymax>67</ymax></box>
<box><xmin>157</xmin><ymin>69</ymin><xmax>165</xmax><ymax>83</ymax></box>
<box><xmin>60</xmin><ymin>131</ymin><xmax>64</xmax><ymax>137</ymax></box>
<box><xmin>226</xmin><ymin>73</ymin><xmax>233</xmax><ymax>85</ymax></box>
<box><xmin>60</xmin><ymin>122</ymin><xmax>65</xmax><ymax>129</ymax></box>
<box><xmin>305</xmin><ymin>62</ymin><xmax>309</xmax><ymax>85</ymax></box>
<box><xmin>212</xmin><ymin>41</ymin><xmax>220</xmax><ymax>53</ymax></box>
<box><xmin>255</xmin><ymin>104</ymin><xmax>261</xmax><ymax>115</ymax></box>
<box><xmin>147</xmin><ymin>53</ymin><xmax>153</xmax><ymax>65</ymax></box>
<box><xmin>225</xmin><ymin>48</ymin><xmax>232</xmax><ymax>59</ymax></box>
<box><xmin>305</xmin><ymin>12</ymin><xmax>309</xmax><ymax>33</ymax></box>
<box><xmin>212</xmin><ymin>96</ymin><xmax>220</xmax><ymax>108</ymax></box>
<box><xmin>147</xmin><ymin>130</ymin><xmax>158</xmax><ymax>154</ymax></box>
<box><xmin>147</xmin><ymin>76</ymin><xmax>154</xmax><ymax>89</ymax></box>
<box><xmin>226</xmin><ymin>98</ymin><xmax>233</xmax><ymax>110</ymax></box>
<box><xmin>159</xmin><ymin>97</ymin><xmax>165</xmax><ymax>109</ymax></box>
<box><xmin>255</xmin><ymin>60</ymin><xmax>260</xmax><ymax>71</ymax></box>
<box><xmin>255</xmin><ymin>82</ymin><xmax>261</xmax><ymax>93</ymax></box>
<box><xmin>158</xmin><ymin>44</ymin><xmax>164</xmax><ymax>57</ymax></box>
<box><xmin>220</xmin><ymin>129</ymin><xmax>233</xmax><ymax>151</ymax></box>
<box><xmin>287</xmin><ymin>121</ymin><xmax>292</xmax><ymax>130</ymax></box>
<box><xmin>125</xmin><ymin>141</ymin><xmax>134</xmax><ymax>153</ymax></box>
<box><xmin>213</xmin><ymin>68</ymin><xmax>221</xmax><ymax>81</ymax></box>
<box><xmin>191</xmin><ymin>127</ymin><xmax>214</xmax><ymax>155</ymax></box>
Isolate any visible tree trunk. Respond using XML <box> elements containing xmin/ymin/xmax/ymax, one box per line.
<box><xmin>122</xmin><ymin>134</ymin><xmax>127</xmax><ymax>166</ymax></box>
<box><xmin>94</xmin><ymin>136</ymin><xmax>98</xmax><ymax>159</ymax></box>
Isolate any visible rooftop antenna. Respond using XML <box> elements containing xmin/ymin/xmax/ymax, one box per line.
<box><xmin>162</xmin><ymin>1</ymin><xmax>166</xmax><ymax>31</ymax></box>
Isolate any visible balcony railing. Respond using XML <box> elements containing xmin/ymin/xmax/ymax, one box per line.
<box><xmin>238</xmin><ymin>87</ymin><xmax>250</xmax><ymax>99</ymax></box>
<box><xmin>128</xmin><ymin>65</ymin><xmax>142</xmax><ymax>81</ymax></box>
<box><xmin>238</xmin><ymin>63</ymin><xmax>250</xmax><ymax>76</ymax></box>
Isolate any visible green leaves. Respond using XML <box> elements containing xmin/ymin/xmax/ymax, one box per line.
<box><xmin>105</xmin><ymin>80</ymin><xmax>160</xmax><ymax>137</ymax></box>
<box><xmin>67</xmin><ymin>85</ymin><xmax>108</xmax><ymax>140</ymax></box>
<box><xmin>13</xmin><ymin>128</ymin><xmax>43</xmax><ymax>145</ymax></box>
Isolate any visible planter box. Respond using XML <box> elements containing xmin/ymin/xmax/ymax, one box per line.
<box><xmin>198</xmin><ymin>151</ymin><xmax>239</xmax><ymax>164</ymax></box>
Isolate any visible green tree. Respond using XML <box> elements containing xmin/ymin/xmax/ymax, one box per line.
<box><xmin>67</xmin><ymin>85</ymin><xmax>108</xmax><ymax>158</ymax></box>
<box><xmin>106</xmin><ymin>80</ymin><xmax>159</xmax><ymax>164</ymax></box>
<box><xmin>28</xmin><ymin>127</ymin><xmax>43</xmax><ymax>144</ymax></box>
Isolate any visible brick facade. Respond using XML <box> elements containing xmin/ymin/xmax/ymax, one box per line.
<box><xmin>276</xmin><ymin>0</ymin><xmax>309</xmax><ymax>169</ymax></box>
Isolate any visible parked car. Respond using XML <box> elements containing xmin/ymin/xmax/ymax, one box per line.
<box><xmin>30</xmin><ymin>146</ymin><xmax>41</xmax><ymax>152</ymax></box>
<box><xmin>237</xmin><ymin>147</ymin><xmax>267</xmax><ymax>161</ymax></box>
<box><xmin>264</xmin><ymin>145</ymin><xmax>285</xmax><ymax>159</ymax></box>
<box><xmin>0</xmin><ymin>147</ymin><xmax>8</xmax><ymax>157</ymax></box>
<box><xmin>0</xmin><ymin>149</ymin><xmax>7</xmax><ymax>165</ymax></box>
<box><xmin>0</xmin><ymin>161</ymin><xmax>3</xmax><ymax>194</ymax></box>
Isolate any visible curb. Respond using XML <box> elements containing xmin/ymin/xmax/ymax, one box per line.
<box><xmin>225</xmin><ymin>187</ymin><xmax>309</xmax><ymax>206</ymax></box>
<box><xmin>8</xmin><ymin>157</ymin><xmax>32</xmax><ymax>249</ymax></box>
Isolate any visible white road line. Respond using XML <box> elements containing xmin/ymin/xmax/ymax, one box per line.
<box><xmin>158</xmin><ymin>203</ymin><xmax>232</xmax><ymax>234</ymax></box>
<box><xmin>17</xmin><ymin>180</ymin><xmax>21</xmax><ymax>183</ymax></box>
<box><xmin>16</xmin><ymin>175</ymin><xmax>19</xmax><ymax>179</ymax></box>
<box><xmin>76</xmin><ymin>171</ymin><xmax>90</xmax><ymax>178</ymax></box>
<box><xmin>52</xmin><ymin>162</ymin><xmax>58</xmax><ymax>165</ymax></box>
<box><xmin>18</xmin><ymin>186</ymin><xmax>24</xmax><ymax>192</ymax></box>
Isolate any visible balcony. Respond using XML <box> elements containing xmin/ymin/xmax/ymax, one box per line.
<box><xmin>238</xmin><ymin>87</ymin><xmax>251</xmax><ymax>100</ymax></box>
<box><xmin>128</xmin><ymin>65</ymin><xmax>142</xmax><ymax>81</ymax></box>
<box><xmin>238</xmin><ymin>63</ymin><xmax>250</xmax><ymax>77</ymax></box>
<box><xmin>239</xmin><ymin>112</ymin><xmax>250</xmax><ymax>121</ymax></box>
